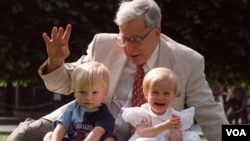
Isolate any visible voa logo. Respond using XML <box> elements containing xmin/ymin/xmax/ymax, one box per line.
<box><xmin>226</xmin><ymin>129</ymin><xmax>246</xmax><ymax>136</ymax></box>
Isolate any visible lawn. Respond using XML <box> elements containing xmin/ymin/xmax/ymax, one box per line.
<box><xmin>201</xmin><ymin>135</ymin><xmax>207</xmax><ymax>141</ymax></box>
<box><xmin>0</xmin><ymin>133</ymin><xmax>9</xmax><ymax>141</ymax></box>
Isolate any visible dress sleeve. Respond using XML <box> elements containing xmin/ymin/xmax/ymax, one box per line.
<box><xmin>121</xmin><ymin>107</ymin><xmax>150</xmax><ymax>127</ymax></box>
<box><xmin>180</xmin><ymin>107</ymin><xmax>195</xmax><ymax>130</ymax></box>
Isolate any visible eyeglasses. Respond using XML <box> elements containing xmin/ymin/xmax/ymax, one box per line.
<box><xmin>115</xmin><ymin>27</ymin><xmax>155</xmax><ymax>47</ymax></box>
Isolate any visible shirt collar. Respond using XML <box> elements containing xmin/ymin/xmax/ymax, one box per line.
<box><xmin>143</xmin><ymin>43</ymin><xmax>159</xmax><ymax>73</ymax></box>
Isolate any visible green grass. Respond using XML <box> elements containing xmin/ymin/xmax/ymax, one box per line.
<box><xmin>0</xmin><ymin>133</ymin><xmax>9</xmax><ymax>141</ymax></box>
<box><xmin>201</xmin><ymin>135</ymin><xmax>207</xmax><ymax>141</ymax></box>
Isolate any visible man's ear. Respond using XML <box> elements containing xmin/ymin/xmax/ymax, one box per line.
<box><xmin>155</xmin><ymin>26</ymin><xmax>161</xmax><ymax>37</ymax></box>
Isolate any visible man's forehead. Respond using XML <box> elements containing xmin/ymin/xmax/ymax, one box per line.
<box><xmin>119</xmin><ymin>26</ymin><xmax>146</xmax><ymax>37</ymax></box>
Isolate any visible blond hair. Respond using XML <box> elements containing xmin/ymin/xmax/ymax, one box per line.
<box><xmin>71</xmin><ymin>61</ymin><xmax>109</xmax><ymax>91</ymax></box>
<box><xmin>143</xmin><ymin>67</ymin><xmax>177</xmax><ymax>94</ymax></box>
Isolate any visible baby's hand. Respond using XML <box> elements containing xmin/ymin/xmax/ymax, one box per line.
<box><xmin>163</xmin><ymin>114</ymin><xmax>181</xmax><ymax>130</ymax></box>
<box><xmin>169</xmin><ymin>114</ymin><xmax>181</xmax><ymax>129</ymax></box>
<box><xmin>171</xmin><ymin>114</ymin><xmax>180</xmax><ymax>121</ymax></box>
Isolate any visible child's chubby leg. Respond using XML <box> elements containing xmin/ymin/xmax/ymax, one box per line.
<box><xmin>43</xmin><ymin>131</ymin><xmax>53</xmax><ymax>141</ymax></box>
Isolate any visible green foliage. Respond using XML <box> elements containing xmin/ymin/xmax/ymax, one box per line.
<box><xmin>0</xmin><ymin>0</ymin><xmax>118</xmax><ymax>87</ymax></box>
<box><xmin>0</xmin><ymin>0</ymin><xmax>249</xmax><ymax>88</ymax></box>
<box><xmin>157</xmin><ymin>0</ymin><xmax>250</xmax><ymax>88</ymax></box>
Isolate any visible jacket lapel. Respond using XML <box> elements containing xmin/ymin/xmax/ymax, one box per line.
<box><xmin>104</xmin><ymin>49</ymin><xmax>127</xmax><ymax>108</ymax></box>
<box><xmin>157</xmin><ymin>35</ymin><xmax>174</xmax><ymax>69</ymax></box>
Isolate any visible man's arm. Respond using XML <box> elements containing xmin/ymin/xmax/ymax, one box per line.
<box><xmin>186</xmin><ymin>55</ymin><xmax>229</xmax><ymax>141</ymax></box>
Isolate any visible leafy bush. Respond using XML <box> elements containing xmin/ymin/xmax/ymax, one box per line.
<box><xmin>0</xmin><ymin>0</ymin><xmax>249</xmax><ymax>89</ymax></box>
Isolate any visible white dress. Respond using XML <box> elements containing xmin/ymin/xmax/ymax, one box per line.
<box><xmin>121</xmin><ymin>103</ymin><xmax>201</xmax><ymax>141</ymax></box>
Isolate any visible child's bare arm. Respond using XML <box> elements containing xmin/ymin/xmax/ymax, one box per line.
<box><xmin>84</xmin><ymin>126</ymin><xmax>106</xmax><ymax>141</ymax></box>
<box><xmin>51</xmin><ymin>123</ymin><xmax>67</xmax><ymax>141</ymax></box>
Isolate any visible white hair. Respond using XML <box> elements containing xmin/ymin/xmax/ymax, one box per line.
<box><xmin>114</xmin><ymin>0</ymin><xmax>162</xmax><ymax>28</ymax></box>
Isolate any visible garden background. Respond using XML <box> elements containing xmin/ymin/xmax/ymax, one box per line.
<box><xmin>0</xmin><ymin>0</ymin><xmax>249</xmax><ymax>140</ymax></box>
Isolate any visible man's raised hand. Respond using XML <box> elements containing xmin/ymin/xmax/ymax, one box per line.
<box><xmin>42</xmin><ymin>24</ymin><xmax>72</xmax><ymax>72</ymax></box>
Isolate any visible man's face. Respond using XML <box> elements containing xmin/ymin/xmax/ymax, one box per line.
<box><xmin>118</xmin><ymin>16</ymin><xmax>161</xmax><ymax>65</ymax></box>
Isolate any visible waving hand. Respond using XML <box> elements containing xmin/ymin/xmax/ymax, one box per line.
<box><xmin>42</xmin><ymin>24</ymin><xmax>72</xmax><ymax>73</ymax></box>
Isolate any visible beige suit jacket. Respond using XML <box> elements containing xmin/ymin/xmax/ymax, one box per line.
<box><xmin>39</xmin><ymin>33</ymin><xmax>228</xmax><ymax>141</ymax></box>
